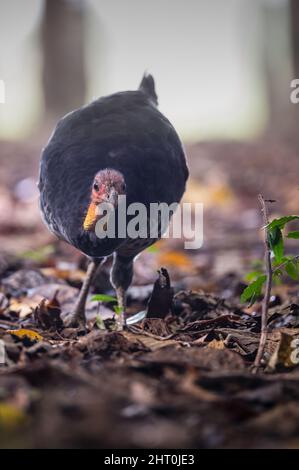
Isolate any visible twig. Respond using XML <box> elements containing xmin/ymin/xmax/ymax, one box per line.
<box><xmin>252</xmin><ymin>194</ymin><xmax>273</xmax><ymax>373</ymax></box>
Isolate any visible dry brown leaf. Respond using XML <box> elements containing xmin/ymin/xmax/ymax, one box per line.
<box><xmin>9</xmin><ymin>297</ymin><xmax>40</xmax><ymax>319</ymax></box>
<box><xmin>123</xmin><ymin>331</ymin><xmax>178</xmax><ymax>351</ymax></box>
<box><xmin>268</xmin><ymin>332</ymin><xmax>299</xmax><ymax>371</ymax></box>
<box><xmin>34</xmin><ymin>293</ymin><xmax>63</xmax><ymax>331</ymax></box>
<box><xmin>208</xmin><ymin>339</ymin><xmax>226</xmax><ymax>350</ymax></box>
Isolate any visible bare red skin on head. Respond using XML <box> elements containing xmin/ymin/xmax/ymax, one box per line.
<box><xmin>83</xmin><ymin>169</ymin><xmax>126</xmax><ymax>230</ymax></box>
<box><xmin>91</xmin><ymin>183</ymin><xmax>106</xmax><ymax>203</ymax></box>
<box><xmin>91</xmin><ymin>169</ymin><xmax>126</xmax><ymax>203</ymax></box>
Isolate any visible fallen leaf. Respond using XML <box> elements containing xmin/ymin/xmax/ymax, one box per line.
<box><xmin>7</xmin><ymin>329</ymin><xmax>43</xmax><ymax>343</ymax></box>
<box><xmin>123</xmin><ymin>331</ymin><xmax>179</xmax><ymax>351</ymax></box>
<box><xmin>9</xmin><ymin>297</ymin><xmax>40</xmax><ymax>319</ymax></box>
<box><xmin>0</xmin><ymin>403</ymin><xmax>26</xmax><ymax>430</ymax></box>
<box><xmin>33</xmin><ymin>292</ymin><xmax>63</xmax><ymax>331</ymax></box>
<box><xmin>268</xmin><ymin>332</ymin><xmax>299</xmax><ymax>370</ymax></box>
<box><xmin>208</xmin><ymin>339</ymin><xmax>226</xmax><ymax>350</ymax></box>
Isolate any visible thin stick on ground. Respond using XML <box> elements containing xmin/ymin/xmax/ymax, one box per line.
<box><xmin>252</xmin><ymin>194</ymin><xmax>273</xmax><ymax>373</ymax></box>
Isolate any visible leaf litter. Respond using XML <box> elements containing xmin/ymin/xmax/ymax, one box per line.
<box><xmin>2</xmin><ymin>139</ymin><xmax>299</xmax><ymax>447</ymax></box>
<box><xmin>1</xmin><ymin>250</ymin><xmax>299</xmax><ymax>449</ymax></box>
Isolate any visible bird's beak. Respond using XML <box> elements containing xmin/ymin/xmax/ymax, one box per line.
<box><xmin>83</xmin><ymin>188</ymin><xmax>118</xmax><ymax>231</ymax></box>
<box><xmin>83</xmin><ymin>202</ymin><xmax>97</xmax><ymax>231</ymax></box>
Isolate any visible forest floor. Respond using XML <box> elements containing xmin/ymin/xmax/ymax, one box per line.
<box><xmin>1</xmin><ymin>136</ymin><xmax>299</xmax><ymax>448</ymax></box>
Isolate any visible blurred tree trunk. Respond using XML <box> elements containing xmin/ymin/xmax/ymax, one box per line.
<box><xmin>289</xmin><ymin>0</ymin><xmax>299</xmax><ymax>142</ymax></box>
<box><xmin>262</xmin><ymin>0</ymin><xmax>293</xmax><ymax>136</ymax></box>
<box><xmin>41</xmin><ymin>0</ymin><xmax>87</xmax><ymax>119</ymax></box>
<box><xmin>290</xmin><ymin>0</ymin><xmax>299</xmax><ymax>78</ymax></box>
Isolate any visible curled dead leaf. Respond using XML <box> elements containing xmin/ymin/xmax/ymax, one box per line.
<box><xmin>34</xmin><ymin>292</ymin><xmax>63</xmax><ymax>331</ymax></box>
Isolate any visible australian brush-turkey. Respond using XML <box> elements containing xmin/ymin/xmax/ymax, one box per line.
<box><xmin>38</xmin><ymin>74</ymin><xmax>189</xmax><ymax>327</ymax></box>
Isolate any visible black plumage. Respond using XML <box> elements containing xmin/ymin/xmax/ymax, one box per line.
<box><xmin>38</xmin><ymin>74</ymin><xmax>189</xmax><ymax>327</ymax></box>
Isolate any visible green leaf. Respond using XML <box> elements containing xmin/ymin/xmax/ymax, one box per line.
<box><xmin>268</xmin><ymin>227</ymin><xmax>284</xmax><ymax>263</ymax></box>
<box><xmin>244</xmin><ymin>270</ymin><xmax>264</xmax><ymax>282</ymax></box>
<box><xmin>287</xmin><ymin>231</ymin><xmax>299</xmax><ymax>239</ymax></box>
<box><xmin>240</xmin><ymin>275</ymin><xmax>267</xmax><ymax>304</ymax></box>
<box><xmin>267</xmin><ymin>216</ymin><xmax>299</xmax><ymax>231</ymax></box>
<box><xmin>285</xmin><ymin>260</ymin><xmax>299</xmax><ymax>280</ymax></box>
<box><xmin>91</xmin><ymin>294</ymin><xmax>118</xmax><ymax>303</ymax></box>
<box><xmin>273</xmin><ymin>268</ymin><xmax>283</xmax><ymax>277</ymax></box>
<box><xmin>272</xmin><ymin>256</ymin><xmax>290</xmax><ymax>267</ymax></box>
<box><xmin>113</xmin><ymin>305</ymin><xmax>122</xmax><ymax>316</ymax></box>
<box><xmin>273</xmin><ymin>269</ymin><xmax>283</xmax><ymax>285</ymax></box>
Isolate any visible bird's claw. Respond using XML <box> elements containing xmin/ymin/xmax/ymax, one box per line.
<box><xmin>63</xmin><ymin>311</ymin><xmax>86</xmax><ymax>329</ymax></box>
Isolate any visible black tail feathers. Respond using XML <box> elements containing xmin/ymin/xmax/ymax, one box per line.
<box><xmin>139</xmin><ymin>73</ymin><xmax>158</xmax><ymax>106</ymax></box>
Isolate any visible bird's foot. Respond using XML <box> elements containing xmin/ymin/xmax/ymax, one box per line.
<box><xmin>63</xmin><ymin>309</ymin><xmax>86</xmax><ymax>329</ymax></box>
<box><xmin>63</xmin><ymin>259</ymin><xmax>101</xmax><ymax>329</ymax></box>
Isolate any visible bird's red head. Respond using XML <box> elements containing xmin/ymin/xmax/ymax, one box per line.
<box><xmin>83</xmin><ymin>169</ymin><xmax>126</xmax><ymax>231</ymax></box>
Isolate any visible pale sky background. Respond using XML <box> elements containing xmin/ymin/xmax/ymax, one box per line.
<box><xmin>0</xmin><ymin>0</ymin><xmax>290</xmax><ymax>141</ymax></box>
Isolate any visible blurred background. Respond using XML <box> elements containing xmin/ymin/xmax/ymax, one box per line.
<box><xmin>0</xmin><ymin>0</ymin><xmax>296</xmax><ymax>140</ymax></box>
<box><xmin>1</xmin><ymin>0</ymin><xmax>299</xmax><ymax>296</ymax></box>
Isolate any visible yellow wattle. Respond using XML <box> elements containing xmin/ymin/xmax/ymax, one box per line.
<box><xmin>83</xmin><ymin>202</ymin><xmax>97</xmax><ymax>231</ymax></box>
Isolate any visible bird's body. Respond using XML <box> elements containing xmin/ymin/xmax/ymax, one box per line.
<box><xmin>39</xmin><ymin>75</ymin><xmax>189</xmax><ymax>326</ymax></box>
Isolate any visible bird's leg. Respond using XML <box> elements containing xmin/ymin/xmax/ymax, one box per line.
<box><xmin>65</xmin><ymin>258</ymin><xmax>102</xmax><ymax>327</ymax></box>
<box><xmin>115</xmin><ymin>286</ymin><xmax>126</xmax><ymax>330</ymax></box>
<box><xmin>110</xmin><ymin>254</ymin><xmax>134</xmax><ymax>331</ymax></box>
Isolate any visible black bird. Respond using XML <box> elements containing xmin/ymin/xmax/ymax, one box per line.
<box><xmin>38</xmin><ymin>74</ymin><xmax>189</xmax><ymax>327</ymax></box>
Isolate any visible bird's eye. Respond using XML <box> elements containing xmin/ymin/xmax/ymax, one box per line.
<box><xmin>121</xmin><ymin>183</ymin><xmax>126</xmax><ymax>192</ymax></box>
<box><xmin>93</xmin><ymin>183</ymin><xmax>99</xmax><ymax>192</ymax></box>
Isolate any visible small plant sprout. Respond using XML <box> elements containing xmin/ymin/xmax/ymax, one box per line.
<box><xmin>95</xmin><ymin>315</ymin><xmax>106</xmax><ymax>330</ymax></box>
<box><xmin>91</xmin><ymin>294</ymin><xmax>119</xmax><ymax>326</ymax></box>
<box><xmin>241</xmin><ymin>195</ymin><xmax>299</xmax><ymax>372</ymax></box>
<box><xmin>113</xmin><ymin>305</ymin><xmax>122</xmax><ymax>316</ymax></box>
